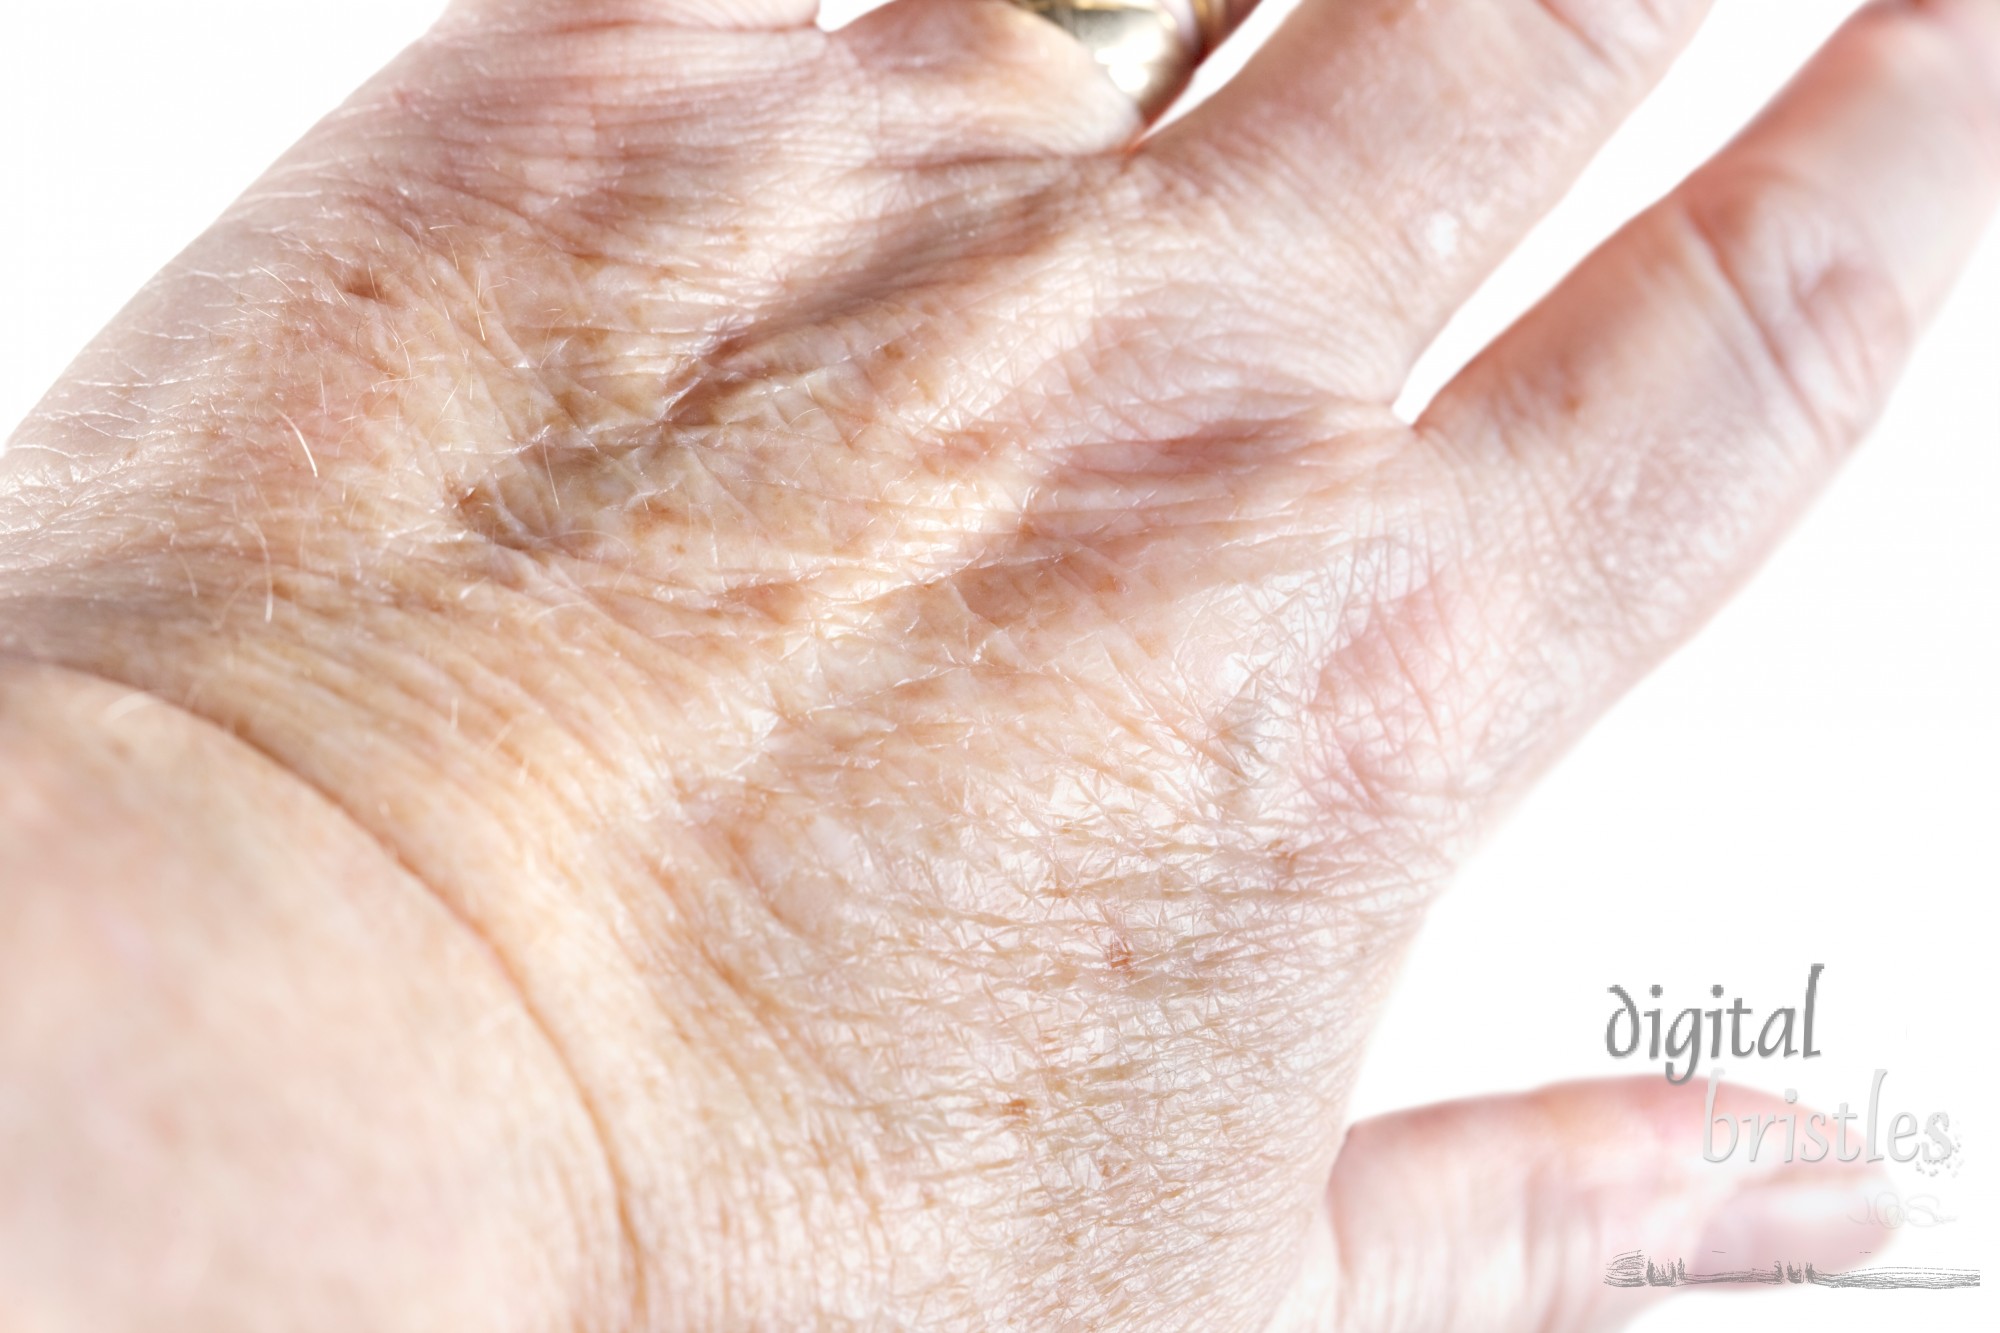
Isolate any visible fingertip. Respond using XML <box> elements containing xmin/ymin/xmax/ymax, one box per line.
<box><xmin>1695</xmin><ymin>1174</ymin><xmax>1894</xmax><ymax>1278</ymax></box>
<box><xmin>1320</xmin><ymin>1078</ymin><xmax>1900</xmax><ymax>1333</ymax></box>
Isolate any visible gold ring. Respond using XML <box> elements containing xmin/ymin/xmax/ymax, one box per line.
<box><xmin>1011</xmin><ymin>0</ymin><xmax>1232</xmax><ymax>119</ymax></box>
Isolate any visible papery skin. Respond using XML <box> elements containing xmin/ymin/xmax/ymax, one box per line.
<box><xmin>2</xmin><ymin>0</ymin><xmax>1993</xmax><ymax>1328</ymax></box>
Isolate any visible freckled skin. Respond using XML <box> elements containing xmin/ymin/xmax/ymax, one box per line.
<box><xmin>0</xmin><ymin>1</ymin><xmax>1995</xmax><ymax>1329</ymax></box>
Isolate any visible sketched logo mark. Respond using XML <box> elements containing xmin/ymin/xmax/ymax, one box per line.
<box><xmin>1604</xmin><ymin>1251</ymin><xmax>1980</xmax><ymax>1291</ymax></box>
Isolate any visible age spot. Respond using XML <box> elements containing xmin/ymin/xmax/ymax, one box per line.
<box><xmin>335</xmin><ymin>266</ymin><xmax>389</xmax><ymax>304</ymax></box>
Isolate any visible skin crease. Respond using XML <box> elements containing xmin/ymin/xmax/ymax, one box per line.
<box><xmin>0</xmin><ymin>0</ymin><xmax>1995</xmax><ymax>1329</ymax></box>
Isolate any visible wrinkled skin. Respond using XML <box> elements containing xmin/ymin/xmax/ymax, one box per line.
<box><xmin>0</xmin><ymin>0</ymin><xmax>1995</xmax><ymax>1329</ymax></box>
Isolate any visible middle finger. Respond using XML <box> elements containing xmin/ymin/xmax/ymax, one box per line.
<box><xmin>1143</xmin><ymin>0</ymin><xmax>1715</xmax><ymax>398</ymax></box>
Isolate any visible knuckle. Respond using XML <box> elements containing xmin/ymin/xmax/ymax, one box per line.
<box><xmin>840</xmin><ymin>0</ymin><xmax>1143</xmax><ymax>159</ymax></box>
<box><xmin>1671</xmin><ymin>165</ymin><xmax>1913</xmax><ymax>464</ymax></box>
<box><xmin>1528</xmin><ymin>0</ymin><xmax>1695</xmax><ymax>75</ymax></box>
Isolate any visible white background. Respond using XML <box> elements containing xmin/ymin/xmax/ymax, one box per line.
<box><xmin>3</xmin><ymin>2</ymin><xmax>1992</xmax><ymax>1329</ymax></box>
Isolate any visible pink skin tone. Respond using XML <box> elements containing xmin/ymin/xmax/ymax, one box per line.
<box><xmin>2</xmin><ymin>0</ymin><xmax>1995</xmax><ymax>1328</ymax></box>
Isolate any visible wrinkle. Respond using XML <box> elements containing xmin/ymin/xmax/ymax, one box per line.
<box><xmin>0</xmin><ymin>651</ymin><xmax>647</xmax><ymax>1328</ymax></box>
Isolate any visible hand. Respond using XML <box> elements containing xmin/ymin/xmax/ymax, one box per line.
<box><xmin>2</xmin><ymin>0</ymin><xmax>1992</xmax><ymax>1328</ymax></box>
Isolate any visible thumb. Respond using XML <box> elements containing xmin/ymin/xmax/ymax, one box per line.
<box><xmin>1269</xmin><ymin>1077</ymin><xmax>1887</xmax><ymax>1333</ymax></box>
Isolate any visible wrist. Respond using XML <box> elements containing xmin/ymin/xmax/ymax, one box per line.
<box><xmin>0</xmin><ymin>659</ymin><xmax>627</xmax><ymax>1330</ymax></box>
